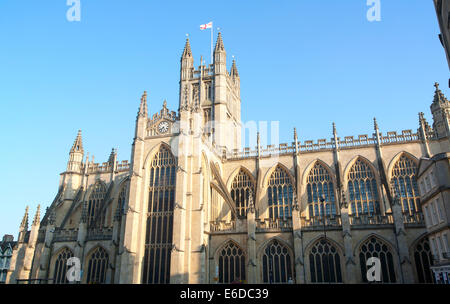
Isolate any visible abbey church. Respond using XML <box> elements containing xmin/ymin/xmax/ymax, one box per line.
<box><xmin>6</xmin><ymin>33</ymin><xmax>450</xmax><ymax>284</ymax></box>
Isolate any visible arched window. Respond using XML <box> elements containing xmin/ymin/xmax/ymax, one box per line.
<box><xmin>359</xmin><ymin>237</ymin><xmax>396</xmax><ymax>283</ymax></box>
<box><xmin>86</xmin><ymin>247</ymin><xmax>109</xmax><ymax>284</ymax></box>
<box><xmin>53</xmin><ymin>248</ymin><xmax>74</xmax><ymax>284</ymax></box>
<box><xmin>267</xmin><ymin>166</ymin><xmax>294</xmax><ymax>220</ymax></box>
<box><xmin>218</xmin><ymin>242</ymin><xmax>246</xmax><ymax>283</ymax></box>
<box><xmin>262</xmin><ymin>240</ymin><xmax>294</xmax><ymax>283</ymax></box>
<box><xmin>87</xmin><ymin>182</ymin><xmax>107</xmax><ymax>228</ymax></box>
<box><xmin>117</xmin><ymin>184</ymin><xmax>127</xmax><ymax>215</ymax></box>
<box><xmin>390</xmin><ymin>155</ymin><xmax>421</xmax><ymax>215</ymax></box>
<box><xmin>347</xmin><ymin>159</ymin><xmax>380</xmax><ymax>216</ymax></box>
<box><xmin>306</xmin><ymin>162</ymin><xmax>337</xmax><ymax>217</ymax></box>
<box><xmin>230</xmin><ymin>169</ymin><xmax>255</xmax><ymax>218</ymax></box>
<box><xmin>309</xmin><ymin>239</ymin><xmax>342</xmax><ymax>283</ymax></box>
<box><xmin>142</xmin><ymin>146</ymin><xmax>176</xmax><ymax>284</ymax></box>
<box><xmin>413</xmin><ymin>237</ymin><xmax>435</xmax><ymax>283</ymax></box>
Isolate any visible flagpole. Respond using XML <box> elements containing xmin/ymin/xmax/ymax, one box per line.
<box><xmin>211</xmin><ymin>23</ymin><xmax>213</xmax><ymax>65</ymax></box>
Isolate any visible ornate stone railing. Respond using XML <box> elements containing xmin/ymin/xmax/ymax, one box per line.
<box><xmin>210</xmin><ymin>220</ymin><xmax>236</xmax><ymax>233</ymax></box>
<box><xmin>301</xmin><ymin>215</ymin><xmax>342</xmax><ymax>230</ymax></box>
<box><xmin>403</xmin><ymin>212</ymin><xmax>425</xmax><ymax>226</ymax></box>
<box><xmin>255</xmin><ymin>218</ymin><xmax>293</xmax><ymax>232</ymax></box>
<box><xmin>86</xmin><ymin>227</ymin><xmax>113</xmax><ymax>241</ymax></box>
<box><xmin>53</xmin><ymin>228</ymin><xmax>78</xmax><ymax>242</ymax></box>
<box><xmin>349</xmin><ymin>213</ymin><xmax>394</xmax><ymax>227</ymax></box>
<box><xmin>225</xmin><ymin>129</ymin><xmax>422</xmax><ymax>160</ymax></box>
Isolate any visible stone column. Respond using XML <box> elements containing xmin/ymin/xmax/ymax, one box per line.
<box><xmin>246</xmin><ymin>192</ymin><xmax>257</xmax><ymax>283</ymax></box>
<box><xmin>340</xmin><ymin>193</ymin><xmax>357</xmax><ymax>283</ymax></box>
<box><xmin>292</xmin><ymin>198</ymin><xmax>305</xmax><ymax>284</ymax></box>
<box><xmin>392</xmin><ymin>196</ymin><xmax>415</xmax><ymax>283</ymax></box>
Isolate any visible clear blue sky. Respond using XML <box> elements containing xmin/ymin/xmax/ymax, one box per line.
<box><xmin>0</xmin><ymin>0</ymin><xmax>448</xmax><ymax>237</ymax></box>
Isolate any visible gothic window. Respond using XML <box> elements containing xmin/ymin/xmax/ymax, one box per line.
<box><xmin>267</xmin><ymin>166</ymin><xmax>294</xmax><ymax>220</ymax></box>
<box><xmin>218</xmin><ymin>242</ymin><xmax>246</xmax><ymax>283</ymax></box>
<box><xmin>309</xmin><ymin>239</ymin><xmax>342</xmax><ymax>283</ymax></box>
<box><xmin>87</xmin><ymin>182</ymin><xmax>107</xmax><ymax>228</ymax></box>
<box><xmin>306</xmin><ymin>162</ymin><xmax>337</xmax><ymax>217</ymax></box>
<box><xmin>359</xmin><ymin>237</ymin><xmax>396</xmax><ymax>283</ymax></box>
<box><xmin>347</xmin><ymin>159</ymin><xmax>380</xmax><ymax>216</ymax></box>
<box><xmin>390</xmin><ymin>155</ymin><xmax>421</xmax><ymax>215</ymax></box>
<box><xmin>86</xmin><ymin>247</ymin><xmax>109</xmax><ymax>284</ymax></box>
<box><xmin>118</xmin><ymin>184</ymin><xmax>127</xmax><ymax>215</ymax></box>
<box><xmin>262</xmin><ymin>240</ymin><xmax>294</xmax><ymax>284</ymax></box>
<box><xmin>230</xmin><ymin>169</ymin><xmax>255</xmax><ymax>218</ymax></box>
<box><xmin>142</xmin><ymin>146</ymin><xmax>176</xmax><ymax>284</ymax></box>
<box><xmin>53</xmin><ymin>248</ymin><xmax>74</xmax><ymax>284</ymax></box>
<box><xmin>414</xmin><ymin>237</ymin><xmax>435</xmax><ymax>283</ymax></box>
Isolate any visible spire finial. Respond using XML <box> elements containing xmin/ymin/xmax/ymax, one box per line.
<box><xmin>214</xmin><ymin>32</ymin><xmax>225</xmax><ymax>52</ymax></box>
<box><xmin>332</xmin><ymin>122</ymin><xmax>337</xmax><ymax>136</ymax></box>
<box><xmin>230</xmin><ymin>58</ymin><xmax>239</xmax><ymax>78</ymax></box>
<box><xmin>70</xmin><ymin>130</ymin><xmax>84</xmax><ymax>153</ymax></box>
<box><xmin>434</xmin><ymin>82</ymin><xmax>440</xmax><ymax>90</ymax></box>
<box><xmin>138</xmin><ymin>90</ymin><xmax>148</xmax><ymax>117</ymax></box>
<box><xmin>182</xmin><ymin>37</ymin><xmax>192</xmax><ymax>58</ymax></box>
<box><xmin>373</xmin><ymin>117</ymin><xmax>379</xmax><ymax>131</ymax></box>
<box><xmin>32</xmin><ymin>205</ymin><xmax>41</xmax><ymax>226</ymax></box>
<box><xmin>294</xmin><ymin>128</ymin><xmax>298</xmax><ymax>141</ymax></box>
<box><xmin>20</xmin><ymin>206</ymin><xmax>29</xmax><ymax>229</ymax></box>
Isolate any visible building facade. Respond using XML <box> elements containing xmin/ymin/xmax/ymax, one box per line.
<box><xmin>6</xmin><ymin>34</ymin><xmax>450</xmax><ymax>284</ymax></box>
<box><xmin>434</xmin><ymin>0</ymin><xmax>450</xmax><ymax>86</ymax></box>
<box><xmin>0</xmin><ymin>235</ymin><xmax>16</xmax><ymax>283</ymax></box>
<box><xmin>417</xmin><ymin>152</ymin><xmax>450</xmax><ymax>283</ymax></box>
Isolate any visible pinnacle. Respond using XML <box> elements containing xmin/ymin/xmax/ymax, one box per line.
<box><xmin>20</xmin><ymin>206</ymin><xmax>29</xmax><ymax>229</ymax></box>
<box><xmin>214</xmin><ymin>32</ymin><xmax>225</xmax><ymax>52</ymax></box>
<box><xmin>433</xmin><ymin>82</ymin><xmax>448</xmax><ymax>104</ymax></box>
<box><xmin>70</xmin><ymin>130</ymin><xmax>84</xmax><ymax>153</ymax></box>
<box><xmin>230</xmin><ymin>59</ymin><xmax>239</xmax><ymax>78</ymax></box>
<box><xmin>32</xmin><ymin>205</ymin><xmax>41</xmax><ymax>226</ymax></box>
<box><xmin>138</xmin><ymin>91</ymin><xmax>148</xmax><ymax>116</ymax></box>
<box><xmin>182</xmin><ymin>38</ymin><xmax>192</xmax><ymax>58</ymax></box>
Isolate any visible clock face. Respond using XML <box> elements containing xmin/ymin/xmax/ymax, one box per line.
<box><xmin>158</xmin><ymin>121</ymin><xmax>169</xmax><ymax>134</ymax></box>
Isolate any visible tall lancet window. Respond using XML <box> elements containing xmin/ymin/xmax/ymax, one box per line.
<box><xmin>87</xmin><ymin>182</ymin><xmax>107</xmax><ymax>227</ymax></box>
<box><xmin>309</xmin><ymin>239</ymin><xmax>342</xmax><ymax>283</ymax></box>
<box><xmin>262</xmin><ymin>240</ymin><xmax>294</xmax><ymax>283</ymax></box>
<box><xmin>218</xmin><ymin>242</ymin><xmax>246</xmax><ymax>284</ymax></box>
<box><xmin>230</xmin><ymin>169</ymin><xmax>255</xmax><ymax>218</ymax></box>
<box><xmin>267</xmin><ymin>166</ymin><xmax>294</xmax><ymax>220</ymax></box>
<box><xmin>306</xmin><ymin>162</ymin><xmax>337</xmax><ymax>217</ymax></box>
<box><xmin>142</xmin><ymin>146</ymin><xmax>176</xmax><ymax>284</ymax></box>
<box><xmin>359</xmin><ymin>237</ymin><xmax>396</xmax><ymax>283</ymax></box>
<box><xmin>53</xmin><ymin>248</ymin><xmax>74</xmax><ymax>284</ymax></box>
<box><xmin>347</xmin><ymin>159</ymin><xmax>380</xmax><ymax>216</ymax></box>
<box><xmin>117</xmin><ymin>184</ymin><xmax>127</xmax><ymax>215</ymax></box>
<box><xmin>390</xmin><ymin>155</ymin><xmax>421</xmax><ymax>215</ymax></box>
<box><xmin>86</xmin><ymin>247</ymin><xmax>109</xmax><ymax>284</ymax></box>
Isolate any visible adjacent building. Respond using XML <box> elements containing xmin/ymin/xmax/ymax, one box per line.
<box><xmin>434</xmin><ymin>0</ymin><xmax>450</xmax><ymax>86</ymax></box>
<box><xmin>417</xmin><ymin>152</ymin><xmax>450</xmax><ymax>284</ymax></box>
<box><xmin>5</xmin><ymin>33</ymin><xmax>450</xmax><ymax>284</ymax></box>
<box><xmin>0</xmin><ymin>235</ymin><xmax>16</xmax><ymax>283</ymax></box>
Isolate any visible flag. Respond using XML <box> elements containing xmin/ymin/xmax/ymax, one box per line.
<box><xmin>200</xmin><ymin>22</ymin><xmax>212</xmax><ymax>30</ymax></box>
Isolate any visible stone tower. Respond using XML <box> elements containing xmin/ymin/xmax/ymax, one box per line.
<box><xmin>179</xmin><ymin>33</ymin><xmax>242</xmax><ymax>151</ymax></box>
